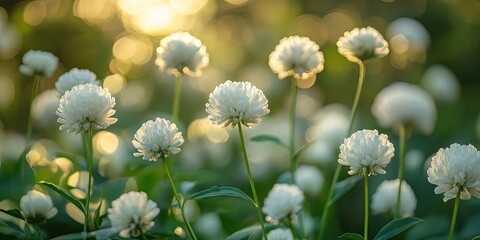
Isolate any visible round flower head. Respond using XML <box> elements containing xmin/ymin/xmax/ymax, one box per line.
<box><xmin>20</xmin><ymin>190</ymin><xmax>58</xmax><ymax>224</ymax></box>
<box><xmin>57</xmin><ymin>83</ymin><xmax>117</xmax><ymax>134</ymax></box>
<box><xmin>371</xmin><ymin>179</ymin><xmax>417</xmax><ymax>217</ymax></box>
<box><xmin>265</xmin><ymin>228</ymin><xmax>294</xmax><ymax>240</ymax></box>
<box><xmin>338</xmin><ymin>129</ymin><xmax>395</xmax><ymax>176</ymax></box>
<box><xmin>294</xmin><ymin>165</ymin><xmax>324</xmax><ymax>196</ymax></box>
<box><xmin>337</xmin><ymin>26</ymin><xmax>389</xmax><ymax>63</ymax></box>
<box><xmin>19</xmin><ymin>50</ymin><xmax>59</xmax><ymax>77</ymax></box>
<box><xmin>206</xmin><ymin>80</ymin><xmax>270</xmax><ymax>128</ymax></box>
<box><xmin>31</xmin><ymin>89</ymin><xmax>60</xmax><ymax>128</ymax></box>
<box><xmin>155</xmin><ymin>31</ymin><xmax>209</xmax><ymax>77</ymax></box>
<box><xmin>427</xmin><ymin>143</ymin><xmax>480</xmax><ymax>202</ymax></box>
<box><xmin>420</xmin><ymin>64</ymin><xmax>460</xmax><ymax>103</ymax></box>
<box><xmin>132</xmin><ymin>117</ymin><xmax>184</xmax><ymax>161</ymax></box>
<box><xmin>371</xmin><ymin>82</ymin><xmax>437</xmax><ymax>134</ymax></box>
<box><xmin>107</xmin><ymin>191</ymin><xmax>160</xmax><ymax>238</ymax></box>
<box><xmin>269</xmin><ymin>36</ymin><xmax>324</xmax><ymax>80</ymax></box>
<box><xmin>262</xmin><ymin>184</ymin><xmax>304</xmax><ymax>223</ymax></box>
<box><xmin>55</xmin><ymin>68</ymin><xmax>100</xmax><ymax>95</ymax></box>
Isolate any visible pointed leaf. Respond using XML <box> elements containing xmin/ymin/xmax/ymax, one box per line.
<box><xmin>226</xmin><ymin>224</ymin><xmax>274</xmax><ymax>240</ymax></box>
<box><xmin>338</xmin><ymin>233</ymin><xmax>364</xmax><ymax>240</ymax></box>
<box><xmin>38</xmin><ymin>181</ymin><xmax>85</xmax><ymax>214</ymax></box>
<box><xmin>94</xmin><ymin>200</ymin><xmax>103</xmax><ymax>229</ymax></box>
<box><xmin>188</xmin><ymin>186</ymin><xmax>256</xmax><ymax>207</ymax></box>
<box><xmin>373</xmin><ymin>217</ymin><xmax>424</xmax><ymax>240</ymax></box>
<box><xmin>330</xmin><ymin>175</ymin><xmax>362</xmax><ymax>205</ymax></box>
<box><xmin>250</xmin><ymin>134</ymin><xmax>288</xmax><ymax>149</ymax></box>
<box><xmin>0</xmin><ymin>209</ymin><xmax>25</xmax><ymax>221</ymax></box>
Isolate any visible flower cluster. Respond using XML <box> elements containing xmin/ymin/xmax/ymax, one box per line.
<box><xmin>19</xmin><ymin>190</ymin><xmax>57</xmax><ymax>224</ymax></box>
<box><xmin>262</xmin><ymin>184</ymin><xmax>304</xmax><ymax>223</ymax></box>
<box><xmin>337</xmin><ymin>26</ymin><xmax>389</xmax><ymax>63</ymax></box>
<box><xmin>55</xmin><ymin>68</ymin><xmax>100</xmax><ymax>95</ymax></box>
<box><xmin>371</xmin><ymin>179</ymin><xmax>417</xmax><ymax>217</ymax></box>
<box><xmin>19</xmin><ymin>50</ymin><xmax>59</xmax><ymax>77</ymax></box>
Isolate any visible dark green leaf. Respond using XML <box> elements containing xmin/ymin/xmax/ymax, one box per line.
<box><xmin>250</xmin><ymin>135</ymin><xmax>288</xmax><ymax>149</ymax></box>
<box><xmin>472</xmin><ymin>236</ymin><xmax>480</xmax><ymax>240</ymax></box>
<box><xmin>226</xmin><ymin>224</ymin><xmax>274</xmax><ymax>240</ymax></box>
<box><xmin>188</xmin><ymin>186</ymin><xmax>256</xmax><ymax>207</ymax></box>
<box><xmin>94</xmin><ymin>200</ymin><xmax>103</xmax><ymax>229</ymax></box>
<box><xmin>338</xmin><ymin>233</ymin><xmax>364</xmax><ymax>240</ymax></box>
<box><xmin>0</xmin><ymin>209</ymin><xmax>25</xmax><ymax>221</ymax></box>
<box><xmin>373</xmin><ymin>217</ymin><xmax>424</xmax><ymax>240</ymax></box>
<box><xmin>39</xmin><ymin>181</ymin><xmax>85</xmax><ymax>214</ymax></box>
<box><xmin>330</xmin><ymin>175</ymin><xmax>362</xmax><ymax>205</ymax></box>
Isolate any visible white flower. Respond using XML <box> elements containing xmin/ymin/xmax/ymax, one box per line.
<box><xmin>295</xmin><ymin>165</ymin><xmax>324</xmax><ymax>196</ymax></box>
<box><xmin>427</xmin><ymin>143</ymin><xmax>480</xmax><ymax>202</ymax></box>
<box><xmin>206</xmin><ymin>80</ymin><xmax>270</xmax><ymax>128</ymax></box>
<box><xmin>338</xmin><ymin>129</ymin><xmax>395</xmax><ymax>176</ymax></box>
<box><xmin>19</xmin><ymin>50</ymin><xmax>59</xmax><ymax>77</ymax></box>
<box><xmin>132</xmin><ymin>117</ymin><xmax>184</xmax><ymax>161</ymax></box>
<box><xmin>265</xmin><ymin>228</ymin><xmax>294</xmax><ymax>240</ymax></box>
<box><xmin>19</xmin><ymin>190</ymin><xmax>57</xmax><ymax>223</ymax></box>
<box><xmin>420</xmin><ymin>64</ymin><xmax>460</xmax><ymax>103</ymax></box>
<box><xmin>337</xmin><ymin>26</ymin><xmax>389</xmax><ymax>63</ymax></box>
<box><xmin>371</xmin><ymin>82</ymin><xmax>437</xmax><ymax>134</ymax></box>
<box><xmin>56</xmin><ymin>83</ymin><xmax>117</xmax><ymax>134</ymax></box>
<box><xmin>107</xmin><ymin>191</ymin><xmax>160</xmax><ymax>238</ymax></box>
<box><xmin>371</xmin><ymin>179</ymin><xmax>417</xmax><ymax>217</ymax></box>
<box><xmin>155</xmin><ymin>31</ymin><xmax>209</xmax><ymax>77</ymax></box>
<box><xmin>263</xmin><ymin>184</ymin><xmax>304</xmax><ymax>223</ymax></box>
<box><xmin>31</xmin><ymin>89</ymin><xmax>60</xmax><ymax>128</ymax></box>
<box><xmin>55</xmin><ymin>68</ymin><xmax>100</xmax><ymax>95</ymax></box>
<box><xmin>269</xmin><ymin>36</ymin><xmax>324</xmax><ymax>80</ymax></box>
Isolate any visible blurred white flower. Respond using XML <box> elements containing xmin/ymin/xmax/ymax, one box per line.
<box><xmin>263</xmin><ymin>184</ymin><xmax>304</xmax><ymax>223</ymax></box>
<box><xmin>295</xmin><ymin>165</ymin><xmax>324</xmax><ymax>196</ymax></box>
<box><xmin>57</xmin><ymin>83</ymin><xmax>117</xmax><ymax>134</ymax></box>
<box><xmin>427</xmin><ymin>143</ymin><xmax>480</xmax><ymax>202</ymax></box>
<box><xmin>337</xmin><ymin>26</ymin><xmax>389</xmax><ymax>63</ymax></box>
<box><xmin>19</xmin><ymin>50</ymin><xmax>59</xmax><ymax>77</ymax></box>
<box><xmin>206</xmin><ymin>81</ymin><xmax>270</xmax><ymax>128</ymax></box>
<box><xmin>31</xmin><ymin>89</ymin><xmax>60</xmax><ymax>128</ymax></box>
<box><xmin>107</xmin><ymin>191</ymin><xmax>160</xmax><ymax>238</ymax></box>
<box><xmin>20</xmin><ymin>190</ymin><xmax>58</xmax><ymax>223</ymax></box>
<box><xmin>307</xmin><ymin>104</ymin><xmax>350</xmax><ymax>148</ymax></box>
<box><xmin>195</xmin><ymin>213</ymin><xmax>223</xmax><ymax>239</ymax></box>
<box><xmin>420</xmin><ymin>64</ymin><xmax>460</xmax><ymax>103</ymax></box>
<box><xmin>132</xmin><ymin>117</ymin><xmax>184</xmax><ymax>161</ymax></box>
<box><xmin>371</xmin><ymin>82</ymin><xmax>436</xmax><ymax>134</ymax></box>
<box><xmin>338</xmin><ymin>129</ymin><xmax>395</xmax><ymax>176</ymax></box>
<box><xmin>269</xmin><ymin>36</ymin><xmax>324</xmax><ymax>80</ymax></box>
<box><xmin>55</xmin><ymin>68</ymin><xmax>100</xmax><ymax>95</ymax></box>
<box><xmin>155</xmin><ymin>32</ymin><xmax>209</xmax><ymax>77</ymax></box>
<box><xmin>371</xmin><ymin>179</ymin><xmax>417</xmax><ymax>217</ymax></box>
<box><xmin>265</xmin><ymin>228</ymin><xmax>294</xmax><ymax>240</ymax></box>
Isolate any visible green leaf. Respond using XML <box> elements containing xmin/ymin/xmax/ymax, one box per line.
<box><xmin>38</xmin><ymin>181</ymin><xmax>85</xmax><ymax>214</ymax></box>
<box><xmin>338</xmin><ymin>233</ymin><xmax>364</xmax><ymax>240</ymax></box>
<box><xmin>250</xmin><ymin>134</ymin><xmax>288</xmax><ymax>149</ymax></box>
<box><xmin>0</xmin><ymin>209</ymin><xmax>25</xmax><ymax>221</ymax></box>
<box><xmin>330</xmin><ymin>175</ymin><xmax>362</xmax><ymax>205</ymax></box>
<box><xmin>188</xmin><ymin>186</ymin><xmax>256</xmax><ymax>207</ymax></box>
<box><xmin>472</xmin><ymin>236</ymin><xmax>480</xmax><ymax>240</ymax></box>
<box><xmin>94</xmin><ymin>200</ymin><xmax>103</xmax><ymax>229</ymax></box>
<box><xmin>226</xmin><ymin>224</ymin><xmax>274</xmax><ymax>240</ymax></box>
<box><xmin>373</xmin><ymin>217</ymin><xmax>424</xmax><ymax>240</ymax></box>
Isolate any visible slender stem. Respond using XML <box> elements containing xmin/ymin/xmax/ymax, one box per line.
<box><xmin>288</xmin><ymin>219</ymin><xmax>298</xmax><ymax>240</ymax></box>
<box><xmin>27</xmin><ymin>75</ymin><xmax>41</xmax><ymax>142</ymax></box>
<box><xmin>172</xmin><ymin>74</ymin><xmax>183</xmax><ymax>124</ymax></box>
<box><xmin>83</xmin><ymin>128</ymin><xmax>93</xmax><ymax>240</ymax></box>
<box><xmin>162</xmin><ymin>157</ymin><xmax>198</xmax><ymax>240</ymax></box>
<box><xmin>448</xmin><ymin>192</ymin><xmax>461</xmax><ymax>240</ymax></box>
<box><xmin>238</xmin><ymin>124</ymin><xmax>268</xmax><ymax>240</ymax></box>
<box><xmin>395</xmin><ymin>124</ymin><xmax>407</xmax><ymax>218</ymax></box>
<box><xmin>364</xmin><ymin>174</ymin><xmax>369</xmax><ymax>240</ymax></box>
<box><xmin>318</xmin><ymin>61</ymin><xmax>366</xmax><ymax>240</ymax></box>
<box><xmin>289</xmin><ymin>77</ymin><xmax>298</xmax><ymax>183</ymax></box>
<box><xmin>140</xmin><ymin>229</ymin><xmax>148</xmax><ymax>240</ymax></box>
<box><xmin>35</xmin><ymin>223</ymin><xmax>41</xmax><ymax>240</ymax></box>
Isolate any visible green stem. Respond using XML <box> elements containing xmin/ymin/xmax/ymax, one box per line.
<box><xmin>238</xmin><ymin>124</ymin><xmax>268</xmax><ymax>240</ymax></box>
<box><xmin>346</xmin><ymin>61</ymin><xmax>365</xmax><ymax>133</ymax></box>
<box><xmin>289</xmin><ymin>77</ymin><xmax>297</xmax><ymax>183</ymax></box>
<box><xmin>394</xmin><ymin>124</ymin><xmax>406</xmax><ymax>218</ymax></box>
<box><xmin>448</xmin><ymin>192</ymin><xmax>461</xmax><ymax>240</ymax></box>
<box><xmin>140</xmin><ymin>229</ymin><xmax>148</xmax><ymax>240</ymax></box>
<box><xmin>36</xmin><ymin>223</ymin><xmax>41</xmax><ymax>240</ymax></box>
<box><xmin>288</xmin><ymin>218</ymin><xmax>298</xmax><ymax>240</ymax></box>
<box><xmin>27</xmin><ymin>75</ymin><xmax>41</xmax><ymax>142</ymax></box>
<box><xmin>364</xmin><ymin>174</ymin><xmax>369</xmax><ymax>240</ymax></box>
<box><xmin>83</xmin><ymin>128</ymin><xmax>93</xmax><ymax>240</ymax></box>
<box><xmin>162</xmin><ymin>157</ymin><xmax>198</xmax><ymax>240</ymax></box>
<box><xmin>172</xmin><ymin>74</ymin><xmax>183</xmax><ymax>124</ymax></box>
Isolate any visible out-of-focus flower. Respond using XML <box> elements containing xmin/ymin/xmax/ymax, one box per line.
<box><xmin>206</xmin><ymin>81</ymin><xmax>270</xmax><ymax>128</ymax></box>
<box><xmin>19</xmin><ymin>50</ymin><xmax>59</xmax><ymax>77</ymax></box>
<box><xmin>371</xmin><ymin>179</ymin><xmax>417</xmax><ymax>217</ymax></box>
<box><xmin>337</xmin><ymin>26</ymin><xmax>389</xmax><ymax>63</ymax></box>
<box><xmin>107</xmin><ymin>191</ymin><xmax>160</xmax><ymax>238</ymax></box>
<box><xmin>20</xmin><ymin>190</ymin><xmax>58</xmax><ymax>224</ymax></box>
<box><xmin>420</xmin><ymin>64</ymin><xmax>460</xmax><ymax>103</ymax></box>
<box><xmin>269</xmin><ymin>36</ymin><xmax>324</xmax><ymax>82</ymax></box>
<box><xmin>294</xmin><ymin>165</ymin><xmax>324</xmax><ymax>196</ymax></box>
<box><xmin>132</xmin><ymin>117</ymin><xmax>184</xmax><ymax>161</ymax></box>
<box><xmin>31</xmin><ymin>89</ymin><xmax>60</xmax><ymax>128</ymax></box>
<box><xmin>371</xmin><ymin>82</ymin><xmax>436</xmax><ymax>134</ymax></box>
<box><xmin>338</xmin><ymin>129</ymin><xmax>395</xmax><ymax>176</ymax></box>
<box><xmin>155</xmin><ymin>32</ymin><xmax>209</xmax><ymax>77</ymax></box>
<box><xmin>55</xmin><ymin>68</ymin><xmax>100</xmax><ymax>95</ymax></box>
<box><xmin>427</xmin><ymin>143</ymin><xmax>480</xmax><ymax>202</ymax></box>
<box><xmin>265</xmin><ymin>228</ymin><xmax>294</xmax><ymax>240</ymax></box>
<box><xmin>57</xmin><ymin>83</ymin><xmax>117</xmax><ymax>134</ymax></box>
<box><xmin>195</xmin><ymin>213</ymin><xmax>223</xmax><ymax>239</ymax></box>
<box><xmin>263</xmin><ymin>184</ymin><xmax>304</xmax><ymax>223</ymax></box>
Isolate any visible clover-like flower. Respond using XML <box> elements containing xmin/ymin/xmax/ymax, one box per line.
<box><xmin>427</xmin><ymin>143</ymin><xmax>480</xmax><ymax>202</ymax></box>
<box><xmin>19</xmin><ymin>50</ymin><xmax>59</xmax><ymax>77</ymax></box>
<box><xmin>56</xmin><ymin>83</ymin><xmax>117</xmax><ymax>134</ymax></box>
<box><xmin>338</xmin><ymin>129</ymin><xmax>395</xmax><ymax>176</ymax></box>
<box><xmin>206</xmin><ymin>80</ymin><xmax>270</xmax><ymax>128</ymax></box>
<box><xmin>20</xmin><ymin>190</ymin><xmax>58</xmax><ymax>224</ymax></box>
<box><xmin>371</xmin><ymin>179</ymin><xmax>417</xmax><ymax>217</ymax></box>
<box><xmin>155</xmin><ymin>31</ymin><xmax>209</xmax><ymax>77</ymax></box>
<box><xmin>31</xmin><ymin>89</ymin><xmax>60</xmax><ymax>128</ymax></box>
<box><xmin>265</xmin><ymin>228</ymin><xmax>294</xmax><ymax>240</ymax></box>
<box><xmin>107</xmin><ymin>191</ymin><xmax>160</xmax><ymax>238</ymax></box>
<box><xmin>132</xmin><ymin>117</ymin><xmax>184</xmax><ymax>161</ymax></box>
<box><xmin>269</xmin><ymin>36</ymin><xmax>324</xmax><ymax>80</ymax></box>
<box><xmin>420</xmin><ymin>64</ymin><xmax>460</xmax><ymax>104</ymax></box>
<box><xmin>262</xmin><ymin>184</ymin><xmax>304</xmax><ymax>223</ymax></box>
<box><xmin>371</xmin><ymin>82</ymin><xmax>437</xmax><ymax>134</ymax></box>
<box><xmin>337</xmin><ymin>26</ymin><xmax>389</xmax><ymax>63</ymax></box>
<box><xmin>55</xmin><ymin>68</ymin><xmax>100</xmax><ymax>95</ymax></box>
